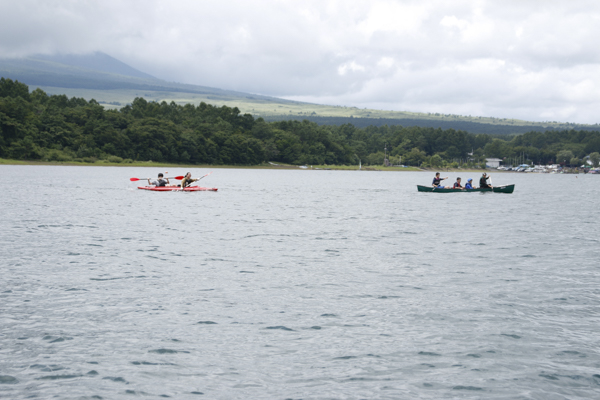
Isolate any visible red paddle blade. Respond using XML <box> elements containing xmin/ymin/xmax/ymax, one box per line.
<box><xmin>173</xmin><ymin>176</ymin><xmax>184</xmax><ymax>180</ymax></box>
<box><xmin>130</xmin><ymin>177</ymin><xmax>141</xmax><ymax>181</ymax></box>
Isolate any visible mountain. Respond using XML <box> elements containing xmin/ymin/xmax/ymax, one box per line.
<box><xmin>33</xmin><ymin>52</ymin><xmax>157</xmax><ymax>80</ymax></box>
<box><xmin>1</xmin><ymin>52</ymin><xmax>597</xmax><ymax>135</ymax></box>
<box><xmin>0</xmin><ymin>52</ymin><xmax>292</xmax><ymax>101</ymax></box>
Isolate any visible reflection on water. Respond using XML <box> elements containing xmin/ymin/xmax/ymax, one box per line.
<box><xmin>1</xmin><ymin>165</ymin><xmax>599</xmax><ymax>399</ymax></box>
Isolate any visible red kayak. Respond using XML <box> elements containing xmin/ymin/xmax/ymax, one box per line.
<box><xmin>137</xmin><ymin>186</ymin><xmax>218</xmax><ymax>192</ymax></box>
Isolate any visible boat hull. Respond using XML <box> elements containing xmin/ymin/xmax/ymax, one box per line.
<box><xmin>137</xmin><ymin>186</ymin><xmax>218</xmax><ymax>192</ymax></box>
<box><xmin>417</xmin><ymin>184</ymin><xmax>514</xmax><ymax>193</ymax></box>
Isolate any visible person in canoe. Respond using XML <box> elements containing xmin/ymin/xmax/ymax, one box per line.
<box><xmin>180</xmin><ymin>172</ymin><xmax>199</xmax><ymax>188</ymax></box>
<box><xmin>479</xmin><ymin>173</ymin><xmax>493</xmax><ymax>189</ymax></box>
<box><xmin>148</xmin><ymin>173</ymin><xmax>169</xmax><ymax>187</ymax></box>
<box><xmin>464</xmin><ymin>178</ymin><xmax>475</xmax><ymax>189</ymax></box>
<box><xmin>432</xmin><ymin>172</ymin><xmax>450</xmax><ymax>188</ymax></box>
<box><xmin>453</xmin><ymin>177</ymin><xmax>464</xmax><ymax>189</ymax></box>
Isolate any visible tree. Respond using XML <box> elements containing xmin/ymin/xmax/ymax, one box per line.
<box><xmin>556</xmin><ymin>150</ymin><xmax>574</xmax><ymax>165</ymax></box>
<box><xmin>404</xmin><ymin>147</ymin><xmax>427</xmax><ymax>166</ymax></box>
<box><xmin>0</xmin><ymin>78</ymin><xmax>30</xmax><ymax>100</ymax></box>
<box><xmin>484</xmin><ymin>138</ymin><xmax>508</xmax><ymax>158</ymax></box>
<box><xmin>429</xmin><ymin>154</ymin><xmax>443</xmax><ymax>168</ymax></box>
<box><xmin>8</xmin><ymin>136</ymin><xmax>42</xmax><ymax>159</ymax></box>
<box><xmin>365</xmin><ymin>151</ymin><xmax>385</xmax><ymax>165</ymax></box>
<box><xmin>589</xmin><ymin>152</ymin><xmax>600</xmax><ymax>167</ymax></box>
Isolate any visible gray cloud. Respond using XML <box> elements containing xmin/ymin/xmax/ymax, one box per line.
<box><xmin>1</xmin><ymin>0</ymin><xmax>600</xmax><ymax>123</ymax></box>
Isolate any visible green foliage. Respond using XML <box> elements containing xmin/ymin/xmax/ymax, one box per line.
<box><xmin>589</xmin><ymin>152</ymin><xmax>600</xmax><ymax>167</ymax></box>
<box><xmin>1</xmin><ymin>77</ymin><xmax>600</xmax><ymax>166</ymax></box>
<box><xmin>107</xmin><ymin>155</ymin><xmax>124</xmax><ymax>163</ymax></box>
<box><xmin>0</xmin><ymin>78</ymin><xmax>30</xmax><ymax>100</ymax></box>
<box><xmin>557</xmin><ymin>150</ymin><xmax>575</xmax><ymax>164</ymax></box>
<box><xmin>404</xmin><ymin>148</ymin><xmax>427</xmax><ymax>166</ymax></box>
<box><xmin>365</xmin><ymin>151</ymin><xmax>385</xmax><ymax>165</ymax></box>
<box><xmin>45</xmin><ymin>149</ymin><xmax>73</xmax><ymax>162</ymax></box>
<box><xmin>429</xmin><ymin>154</ymin><xmax>443</xmax><ymax>168</ymax></box>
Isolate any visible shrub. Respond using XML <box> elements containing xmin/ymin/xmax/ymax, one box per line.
<box><xmin>107</xmin><ymin>155</ymin><xmax>124</xmax><ymax>163</ymax></box>
<box><xmin>46</xmin><ymin>150</ymin><xmax>72</xmax><ymax>162</ymax></box>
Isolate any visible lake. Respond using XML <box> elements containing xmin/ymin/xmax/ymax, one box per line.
<box><xmin>1</xmin><ymin>165</ymin><xmax>599</xmax><ymax>399</ymax></box>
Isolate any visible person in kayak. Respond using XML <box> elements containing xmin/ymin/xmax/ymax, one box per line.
<box><xmin>479</xmin><ymin>173</ymin><xmax>493</xmax><ymax>189</ymax></box>
<box><xmin>148</xmin><ymin>173</ymin><xmax>169</xmax><ymax>187</ymax></box>
<box><xmin>181</xmin><ymin>172</ymin><xmax>199</xmax><ymax>188</ymax></box>
<box><xmin>432</xmin><ymin>172</ymin><xmax>450</xmax><ymax>188</ymax></box>
<box><xmin>453</xmin><ymin>177</ymin><xmax>464</xmax><ymax>189</ymax></box>
<box><xmin>464</xmin><ymin>178</ymin><xmax>475</xmax><ymax>189</ymax></box>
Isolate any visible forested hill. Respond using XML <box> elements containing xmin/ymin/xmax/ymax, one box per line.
<box><xmin>1</xmin><ymin>78</ymin><xmax>600</xmax><ymax>168</ymax></box>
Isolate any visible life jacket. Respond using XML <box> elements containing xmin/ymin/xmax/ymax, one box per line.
<box><xmin>453</xmin><ymin>182</ymin><xmax>462</xmax><ymax>188</ymax></box>
<box><xmin>155</xmin><ymin>178</ymin><xmax>167</xmax><ymax>187</ymax></box>
<box><xmin>181</xmin><ymin>177</ymin><xmax>194</xmax><ymax>187</ymax></box>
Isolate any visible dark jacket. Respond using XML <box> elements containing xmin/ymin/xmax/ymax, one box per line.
<box><xmin>479</xmin><ymin>176</ymin><xmax>490</xmax><ymax>188</ymax></box>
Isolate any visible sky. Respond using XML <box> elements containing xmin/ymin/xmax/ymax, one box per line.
<box><xmin>1</xmin><ymin>0</ymin><xmax>600</xmax><ymax>124</ymax></box>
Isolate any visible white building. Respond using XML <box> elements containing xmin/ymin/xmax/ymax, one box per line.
<box><xmin>485</xmin><ymin>158</ymin><xmax>503</xmax><ymax>168</ymax></box>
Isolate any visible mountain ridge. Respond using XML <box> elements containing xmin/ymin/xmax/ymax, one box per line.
<box><xmin>0</xmin><ymin>52</ymin><xmax>296</xmax><ymax>103</ymax></box>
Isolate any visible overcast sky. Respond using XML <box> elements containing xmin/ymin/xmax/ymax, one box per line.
<box><xmin>1</xmin><ymin>0</ymin><xmax>600</xmax><ymax>123</ymax></box>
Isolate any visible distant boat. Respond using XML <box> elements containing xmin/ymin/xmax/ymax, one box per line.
<box><xmin>417</xmin><ymin>184</ymin><xmax>515</xmax><ymax>193</ymax></box>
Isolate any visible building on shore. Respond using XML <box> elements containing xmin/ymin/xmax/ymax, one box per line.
<box><xmin>485</xmin><ymin>158</ymin><xmax>503</xmax><ymax>168</ymax></box>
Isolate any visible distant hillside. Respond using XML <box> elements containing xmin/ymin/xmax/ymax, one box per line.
<box><xmin>1</xmin><ymin>52</ymin><xmax>597</xmax><ymax>136</ymax></box>
<box><xmin>262</xmin><ymin>115</ymin><xmax>600</xmax><ymax>136</ymax></box>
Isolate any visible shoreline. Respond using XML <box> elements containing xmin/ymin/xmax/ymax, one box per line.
<box><xmin>2</xmin><ymin>158</ymin><xmax>548</xmax><ymax>174</ymax></box>
<box><xmin>0</xmin><ymin>158</ymin><xmax>427</xmax><ymax>171</ymax></box>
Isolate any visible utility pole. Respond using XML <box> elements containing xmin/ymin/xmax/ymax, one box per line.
<box><xmin>384</xmin><ymin>143</ymin><xmax>390</xmax><ymax>167</ymax></box>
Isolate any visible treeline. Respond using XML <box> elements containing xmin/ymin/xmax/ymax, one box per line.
<box><xmin>2</xmin><ymin>77</ymin><xmax>600</xmax><ymax>167</ymax></box>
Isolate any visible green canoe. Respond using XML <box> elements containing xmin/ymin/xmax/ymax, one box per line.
<box><xmin>417</xmin><ymin>184</ymin><xmax>515</xmax><ymax>193</ymax></box>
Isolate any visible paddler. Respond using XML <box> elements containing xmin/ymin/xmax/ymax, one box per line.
<box><xmin>479</xmin><ymin>173</ymin><xmax>493</xmax><ymax>189</ymax></box>
<box><xmin>148</xmin><ymin>173</ymin><xmax>169</xmax><ymax>187</ymax></box>
<box><xmin>180</xmin><ymin>172</ymin><xmax>199</xmax><ymax>188</ymax></box>
<box><xmin>464</xmin><ymin>178</ymin><xmax>475</xmax><ymax>189</ymax></box>
<box><xmin>453</xmin><ymin>177</ymin><xmax>464</xmax><ymax>189</ymax></box>
<box><xmin>432</xmin><ymin>172</ymin><xmax>450</xmax><ymax>189</ymax></box>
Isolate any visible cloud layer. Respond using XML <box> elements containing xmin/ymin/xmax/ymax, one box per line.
<box><xmin>1</xmin><ymin>0</ymin><xmax>600</xmax><ymax>123</ymax></box>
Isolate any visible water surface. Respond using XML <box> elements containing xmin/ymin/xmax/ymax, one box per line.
<box><xmin>1</xmin><ymin>166</ymin><xmax>599</xmax><ymax>399</ymax></box>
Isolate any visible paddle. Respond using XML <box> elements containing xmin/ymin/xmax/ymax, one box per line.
<box><xmin>130</xmin><ymin>176</ymin><xmax>184</xmax><ymax>182</ymax></box>
<box><xmin>184</xmin><ymin>171</ymin><xmax>212</xmax><ymax>182</ymax></box>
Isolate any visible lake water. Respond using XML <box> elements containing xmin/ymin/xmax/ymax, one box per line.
<box><xmin>1</xmin><ymin>165</ymin><xmax>599</xmax><ymax>399</ymax></box>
